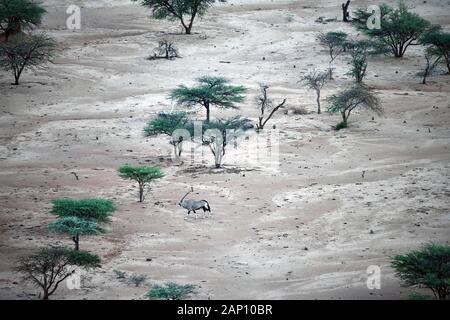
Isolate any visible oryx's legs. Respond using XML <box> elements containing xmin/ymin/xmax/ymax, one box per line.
<box><xmin>193</xmin><ymin>210</ymin><xmax>197</xmax><ymax>219</ymax></box>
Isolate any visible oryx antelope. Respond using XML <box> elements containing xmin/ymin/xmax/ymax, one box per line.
<box><xmin>179</xmin><ymin>187</ymin><xmax>211</xmax><ymax>219</ymax></box>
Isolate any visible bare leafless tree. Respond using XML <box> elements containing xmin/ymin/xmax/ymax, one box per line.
<box><xmin>302</xmin><ymin>70</ymin><xmax>328</xmax><ymax>114</ymax></box>
<box><xmin>255</xmin><ymin>84</ymin><xmax>286</xmax><ymax>131</ymax></box>
<box><xmin>422</xmin><ymin>48</ymin><xmax>441</xmax><ymax>84</ymax></box>
<box><xmin>148</xmin><ymin>40</ymin><xmax>179</xmax><ymax>60</ymax></box>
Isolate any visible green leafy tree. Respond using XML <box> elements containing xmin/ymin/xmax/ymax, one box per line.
<box><xmin>302</xmin><ymin>69</ymin><xmax>328</xmax><ymax>114</ymax></box>
<box><xmin>327</xmin><ymin>84</ymin><xmax>382</xmax><ymax>128</ymax></box>
<box><xmin>118</xmin><ymin>165</ymin><xmax>164</xmax><ymax>202</ymax></box>
<box><xmin>145</xmin><ymin>282</ymin><xmax>198</xmax><ymax>300</ymax></box>
<box><xmin>15</xmin><ymin>246</ymin><xmax>101</xmax><ymax>300</ymax></box>
<box><xmin>317</xmin><ymin>31</ymin><xmax>348</xmax><ymax>79</ymax></box>
<box><xmin>420</xmin><ymin>29</ymin><xmax>450</xmax><ymax>74</ymax></box>
<box><xmin>353</xmin><ymin>1</ymin><xmax>431</xmax><ymax>58</ymax></box>
<box><xmin>391</xmin><ymin>243</ymin><xmax>450</xmax><ymax>300</ymax></box>
<box><xmin>144</xmin><ymin>111</ymin><xmax>189</xmax><ymax>158</ymax></box>
<box><xmin>171</xmin><ymin>76</ymin><xmax>246</xmax><ymax>123</ymax></box>
<box><xmin>345</xmin><ymin>39</ymin><xmax>387</xmax><ymax>83</ymax></box>
<box><xmin>132</xmin><ymin>0</ymin><xmax>223</xmax><ymax>34</ymax></box>
<box><xmin>0</xmin><ymin>0</ymin><xmax>46</xmax><ymax>41</ymax></box>
<box><xmin>51</xmin><ymin>198</ymin><xmax>116</xmax><ymax>223</ymax></box>
<box><xmin>199</xmin><ymin>117</ymin><xmax>253</xmax><ymax>168</ymax></box>
<box><xmin>49</xmin><ymin>216</ymin><xmax>105</xmax><ymax>236</ymax></box>
<box><xmin>0</xmin><ymin>33</ymin><xmax>55</xmax><ymax>85</ymax></box>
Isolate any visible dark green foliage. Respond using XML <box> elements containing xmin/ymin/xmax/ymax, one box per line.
<box><xmin>353</xmin><ymin>1</ymin><xmax>431</xmax><ymax>58</ymax></box>
<box><xmin>118</xmin><ymin>165</ymin><xmax>164</xmax><ymax>202</ymax></box>
<box><xmin>335</xmin><ymin>121</ymin><xmax>348</xmax><ymax>131</ymax></box>
<box><xmin>408</xmin><ymin>292</ymin><xmax>434</xmax><ymax>300</ymax></box>
<box><xmin>15</xmin><ymin>246</ymin><xmax>101</xmax><ymax>300</ymax></box>
<box><xmin>49</xmin><ymin>216</ymin><xmax>104</xmax><ymax>236</ymax></box>
<box><xmin>51</xmin><ymin>198</ymin><xmax>116</xmax><ymax>223</ymax></box>
<box><xmin>349</xmin><ymin>49</ymin><xmax>367</xmax><ymax>83</ymax></box>
<box><xmin>171</xmin><ymin>76</ymin><xmax>247</xmax><ymax>122</ymax></box>
<box><xmin>327</xmin><ymin>84</ymin><xmax>382</xmax><ymax>126</ymax></box>
<box><xmin>345</xmin><ymin>39</ymin><xmax>390</xmax><ymax>83</ymax></box>
<box><xmin>391</xmin><ymin>243</ymin><xmax>450</xmax><ymax>300</ymax></box>
<box><xmin>0</xmin><ymin>0</ymin><xmax>46</xmax><ymax>40</ymax></box>
<box><xmin>0</xmin><ymin>33</ymin><xmax>56</xmax><ymax>85</ymax></box>
<box><xmin>145</xmin><ymin>282</ymin><xmax>198</xmax><ymax>300</ymax></box>
<box><xmin>144</xmin><ymin>111</ymin><xmax>188</xmax><ymax>136</ymax></box>
<box><xmin>132</xmin><ymin>0</ymin><xmax>222</xmax><ymax>34</ymax></box>
<box><xmin>420</xmin><ymin>29</ymin><xmax>450</xmax><ymax>74</ymax></box>
<box><xmin>66</xmin><ymin>250</ymin><xmax>101</xmax><ymax>268</ymax></box>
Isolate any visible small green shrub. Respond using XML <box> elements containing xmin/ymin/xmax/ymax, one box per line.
<box><xmin>128</xmin><ymin>274</ymin><xmax>147</xmax><ymax>287</ymax></box>
<box><xmin>113</xmin><ymin>269</ymin><xmax>127</xmax><ymax>280</ymax></box>
<box><xmin>335</xmin><ymin>121</ymin><xmax>348</xmax><ymax>131</ymax></box>
<box><xmin>145</xmin><ymin>282</ymin><xmax>198</xmax><ymax>300</ymax></box>
<box><xmin>49</xmin><ymin>216</ymin><xmax>104</xmax><ymax>235</ymax></box>
<box><xmin>51</xmin><ymin>198</ymin><xmax>116</xmax><ymax>222</ymax></box>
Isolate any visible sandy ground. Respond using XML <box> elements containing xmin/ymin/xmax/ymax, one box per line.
<box><xmin>0</xmin><ymin>0</ymin><xmax>449</xmax><ymax>300</ymax></box>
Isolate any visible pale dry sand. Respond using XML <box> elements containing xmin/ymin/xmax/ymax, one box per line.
<box><xmin>0</xmin><ymin>0</ymin><xmax>449</xmax><ymax>299</ymax></box>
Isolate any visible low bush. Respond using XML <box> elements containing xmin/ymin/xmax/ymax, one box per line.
<box><xmin>335</xmin><ymin>121</ymin><xmax>348</xmax><ymax>131</ymax></box>
<box><xmin>145</xmin><ymin>282</ymin><xmax>198</xmax><ymax>300</ymax></box>
<box><xmin>128</xmin><ymin>274</ymin><xmax>147</xmax><ymax>287</ymax></box>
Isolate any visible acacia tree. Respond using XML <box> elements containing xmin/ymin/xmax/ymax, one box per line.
<box><xmin>327</xmin><ymin>84</ymin><xmax>382</xmax><ymax>129</ymax></box>
<box><xmin>317</xmin><ymin>31</ymin><xmax>348</xmax><ymax>79</ymax></box>
<box><xmin>132</xmin><ymin>0</ymin><xmax>223</xmax><ymax>34</ymax></box>
<box><xmin>199</xmin><ymin>117</ymin><xmax>253</xmax><ymax>168</ymax></box>
<box><xmin>118</xmin><ymin>165</ymin><xmax>164</xmax><ymax>202</ymax></box>
<box><xmin>15</xmin><ymin>246</ymin><xmax>101</xmax><ymax>300</ymax></box>
<box><xmin>144</xmin><ymin>112</ymin><xmax>189</xmax><ymax>158</ymax></box>
<box><xmin>420</xmin><ymin>30</ymin><xmax>450</xmax><ymax>74</ymax></box>
<box><xmin>0</xmin><ymin>33</ymin><xmax>55</xmax><ymax>85</ymax></box>
<box><xmin>0</xmin><ymin>0</ymin><xmax>46</xmax><ymax>41</ymax></box>
<box><xmin>345</xmin><ymin>39</ymin><xmax>387</xmax><ymax>83</ymax></box>
<box><xmin>171</xmin><ymin>76</ymin><xmax>246</xmax><ymax>123</ymax></box>
<box><xmin>302</xmin><ymin>70</ymin><xmax>328</xmax><ymax>114</ymax></box>
<box><xmin>391</xmin><ymin>243</ymin><xmax>450</xmax><ymax>300</ymax></box>
<box><xmin>354</xmin><ymin>1</ymin><xmax>431</xmax><ymax>58</ymax></box>
<box><xmin>145</xmin><ymin>282</ymin><xmax>198</xmax><ymax>300</ymax></box>
<box><xmin>255</xmin><ymin>84</ymin><xmax>286</xmax><ymax>131</ymax></box>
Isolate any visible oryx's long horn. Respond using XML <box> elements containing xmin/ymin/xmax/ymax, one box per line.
<box><xmin>180</xmin><ymin>186</ymin><xmax>193</xmax><ymax>203</ymax></box>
